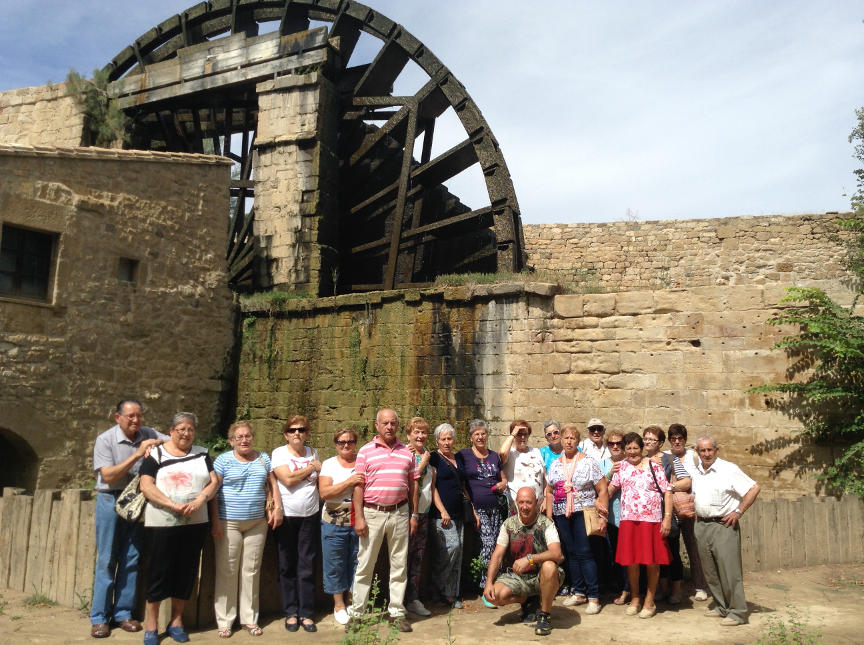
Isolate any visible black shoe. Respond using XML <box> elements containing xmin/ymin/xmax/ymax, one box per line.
<box><xmin>534</xmin><ymin>611</ymin><xmax>552</xmax><ymax>636</ymax></box>
<box><xmin>301</xmin><ymin>619</ymin><xmax>316</xmax><ymax>633</ymax></box>
<box><xmin>285</xmin><ymin>618</ymin><xmax>299</xmax><ymax>632</ymax></box>
<box><xmin>521</xmin><ymin>597</ymin><xmax>539</xmax><ymax>623</ymax></box>
<box><xmin>388</xmin><ymin>615</ymin><xmax>413</xmax><ymax>633</ymax></box>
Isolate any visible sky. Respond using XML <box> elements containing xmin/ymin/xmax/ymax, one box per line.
<box><xmin>0</xmin><ymin>0</ymin><xmax>862</xmax><ymax>225</ymax></box>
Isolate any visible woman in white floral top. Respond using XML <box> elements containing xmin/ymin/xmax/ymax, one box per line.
<box><xmin>607</xmin><ymin>432</ymin><xmax>673</xmax><ymax>620</ymax></box>
<box><xmin>544</xmin><ymin>424</ymin><xmax>608</xmax><ymax>615</ymax></box>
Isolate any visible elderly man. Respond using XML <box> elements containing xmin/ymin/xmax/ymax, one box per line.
<box><xmin>691</xmin><ymin>437</ymin><xmax>761</xmax><ymax>626</ymax></box>
<box><xmin>578</xmin><ymin>418</ymin><xmax>611</xmax><ymax>461</ymax></box>
<box><xmin>348</xmin><ymin>409</ymin><xmax>419</xmax><ymax>633</ymax></box>
<box><xmin>90</xmin><ymin>399</ymin><xmax>165</xmax><ymax>638</ymax></box>
<box><xmin>483</xmin><ymin>487</ymin><xmax>565</xmax><ymax>637</ymax></box>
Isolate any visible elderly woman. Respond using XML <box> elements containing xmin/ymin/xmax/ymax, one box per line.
<box><xmin>429</xmin><ymin>422</ymin><xmax>469</xmax><ymax>608</ymax></box>
<box><xmin>498</xmin><ymin>420</ymin><xmax>546</xmax><ymax>513</ymax></box>
<box><xmin>456</xmin><ymin>419</ymin><xmax>507</xmax><ymax>607</ymax></box>
<box><xmin>404</xmin><ymin>417</ymin><xmax>435</xmax><ymax>617</ymax></box>
<box><xmin>607</xmin><ymin>432</ymin><xmax>672</xmax><ymax>619</ymax></box>
<box><xmin>139</xmin><ymin>412</ymin><xmax>220</xmax><ymax>645</ymax></box>
<box><xmin>210</xmin><ymin>422</ymin><xmax>281</xmax><ymax>638</ymax></box>
<box><xmin>666</xmin><ymin>423</ymin><xmax>708</xmax><ymax>601</ymax></box>
<box><xmin>272</xmin><ymin>415</ymin><xmax>321</xmax><ymax>633</ymax></box>
<box><xmin>544</xmin><ymin>424</ymin><xmax>608</xmax><ymax>615</ymax></box>
<box><xmin>318</xmin><ymin>428</ymin><xmax>363</xmax><ymax>625</ymax></box>
<box><xmin>643</xmin><ymin>426</ymin><xmax>691</xmax><ymax>604</ymax></box>
<box><xmin>602</xmin><ymin>430</ymin><xmax>630</xmax><ymax>605</ymax></box>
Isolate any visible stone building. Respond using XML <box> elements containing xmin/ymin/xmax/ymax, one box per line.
<box><xmin>0</xmin><ymin>144</ymin><xmax>235</xmax><ymax>489</ymax></box>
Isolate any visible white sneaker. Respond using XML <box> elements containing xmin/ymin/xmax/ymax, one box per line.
<box><xmin>584</xmin><ymin>601</ymin><xmax>602</xmax><ymax>615</ymax></box>
<box><xmin>406</xmin><ymin>599</ymin><xmax>431</xmax><ymax>617</ymax></box>
<box><xmin>694</xmin><ymin>589</ymin><xmax>709</xmax><ymax>602</ymax></box>
<box><xmin>333</xmin><ymin>609</ymin><xmax>350</xmax><ymax>625</ymax></box>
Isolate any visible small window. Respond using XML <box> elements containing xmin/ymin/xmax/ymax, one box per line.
<box><xmin>118</xmin><ymin>257</ymin><xmax>139</xmax><ymax>284</ymax></box>
<box><xmin>0</xmin><ymin>224</ymin><xmax>56</xmax><ymax>301</ymax></box>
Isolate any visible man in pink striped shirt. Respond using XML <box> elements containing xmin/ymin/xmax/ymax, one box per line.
<box><xmin>347</xmin><ymin>409</ymin><xmax>419</xmax><ymax>633</ymax></box>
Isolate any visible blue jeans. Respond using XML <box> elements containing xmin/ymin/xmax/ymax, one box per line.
<box><xmin>90</xmin><ymin>491</ymin><xmax>142</xmax><ymax>624</ymax></box>
<box><xmin>554</xmin><ymin>512</ymin><xmax>599</xmax><ymax>598</ymax></box>
<box><xmin>320</xmin><ymin>521</ymin><xmax>359</xmax><ymax>595</ymax></box>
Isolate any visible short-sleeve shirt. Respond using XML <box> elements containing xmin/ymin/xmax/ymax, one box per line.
<box><xmin>354</xmin><ymin>436</ymin><xmax>419</xmax><ymax>506</ymax></box>
<box><xmin>140</xmin><ymin>445</ymin><xmax>213</xmax><ymax>527</ymax></box>
<box><xmin>496</xmin><ymin>513</ymin><xmax>560</xmax><ymax>570</ymax></box>
<box><xmin>503</xmin><ymin>447</ymin><xmax>545</xmax><ymax>499</ymax></box>
<box><xmin>540</xmin><ymin>445</ymin><xmax>564</xmax><ymax>471</ymax></box>
<box><xmin>578</xmin><ymin>438</ymin><xmax>611</xmax><ymax>461</ymax></box>
<box><xmin>429</xmin><ymin>452</ymin><xmax>466</xmax><ymax>520</ymax></box>
<box><xmin>320</xmin><ymin>456</ymin><xmax>357</xmax><ymax>526</ymax></box>
<box><xmin>272</xmin><ymin>445</ymin><xmax>320</xmax><ymax>518</ymax></box>
<box><xmin>213</xmin><ymin>451</ymin><xmax>271</xmax><ymax>521</ymax></box>
<box><xmin>664</xmin><ymin>449</ymin><xmax>700</xmax><ymax>477</ymax></box>
<box><xmin>457</xmin><ymin>449</ymin><xmax>502</xmax><ymax>510</ymax></box>
<box><xmin>692</xmin><ymin>457</ymin><xmax>757</xmax><ymax>518</ymax></box>
<box><xmin>546</xmin><ymin>454</ymin><xmax>604</xmax><ymax>516</ymax></box>
<box><xmin>610</xmin><ymin>459</ymin><xmax>669</xmax><ymax>523</ymax></box>
<box><xmin>93</xmin><ymin>424</ymin><xmax>168</xmax><ymax>491</ymax></box>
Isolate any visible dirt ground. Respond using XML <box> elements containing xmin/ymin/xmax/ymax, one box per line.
<box><xmin>2</xmin><ymin>563</ymin><xmax>862</xmax><ymax>644</ymax></box>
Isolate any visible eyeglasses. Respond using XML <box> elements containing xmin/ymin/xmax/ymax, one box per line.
<box><xmin>607</xmin><ymin>441</ymin><xmax>623</xmax><ymax>447</ymax></box>
<box><xmin>643</xmin><ymin>439</ymin><xmax>659</xmax><ymax>444</ymax></box>
<box><xmin>545</xmin><ymin>430</ymin><xmax>559</xmax><ymax>437</ymax></box>
<box><xmin>233</xmin><ymin>435</ymin><xmax>253</xmax><ymax>442</ymax></box>
<box><xmin>286</xmin><ymin>427</ymin><xmax>307</xmax><ymax>434</ymax></box>
<box><xmin>336</xmin><ymin>440</ymin><xmax>357</xmax><ymax>446</ymax></box>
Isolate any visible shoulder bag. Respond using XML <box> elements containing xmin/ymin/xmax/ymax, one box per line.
<box><xmin>648</xmin><ymin>459</ymin><xmax>679</xmax><ymax>538</ymax></box>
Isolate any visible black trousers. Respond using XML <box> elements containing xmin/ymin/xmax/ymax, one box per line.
<box><xmin>275</xmin><ymin>514</ymin><xmax>319</xmax><ymax>619</ymax></box>
<box><xmin>145</xmin><ymin>523</ymin><xmax>207</xmax><ymax>602</ymax></box>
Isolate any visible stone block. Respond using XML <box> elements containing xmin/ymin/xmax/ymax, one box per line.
<box><xmin>725</xmin><ymin>285</ymin><xmax>765</xmax><ymax>311</ymax></box>
<box><xmin>583</xmin><ymin>294</ymin><xmax>616</xmax><ymax>317</ymax></box>
<box><xmin>615</xmin><ymin>290</ymin><xmax>655</xmax><ymax>315</ymax></box>
<box><xmin>620</xmin><ymin>351</ymin><xmax>683</xmax><ymax>373</ymax></box>
<box><xmin>570</xmin><ymin>352</ymin><xmax>620</xmax><ymax>374</ymax></box>
<box><xmin>553</xmin><ymin>294</ymin><xmax>584</xmax><ymax>318</ymax></box>
<box><xmin>603</xmin><ymin>373</ymin><xmax>657</xmax><ymax>389</ymax></box>
<box><xmin>551</xmin><ymin>374</ymin><xmax>602</xmax><ymax>390</ymax></box>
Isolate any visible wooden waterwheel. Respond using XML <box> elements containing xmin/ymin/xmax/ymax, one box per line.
<box><xmin>104</xmin><ymin>0</ymin><xmax>525</xmax><ymax>292</ymax></box>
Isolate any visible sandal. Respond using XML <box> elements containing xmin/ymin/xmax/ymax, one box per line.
<box><xmin>244</xmin><ymin>625</ymin><xmax>263</xmax><ymax>636</ymax></box>
<box><xmin>218</xmin><ymin>627</ymin><xmax>232</xmax><ymax>638</ymax></box>
<box><xmin>613</xmin><ymin>591</ymin><xmax>630</xmax><ymax>605</ymax></box>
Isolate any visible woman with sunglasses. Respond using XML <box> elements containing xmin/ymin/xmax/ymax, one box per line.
<box><xmin>318</xmin><ymin>428</ymin><xmax>363</xmax><ymax>625</ymax></box>
<box><xmin>272</xmin><ymin>416</ymin><xmax>322</xmax><ymax>632</ymax></box>
<box><xmin>602</xmin><ymin>431</ymin><xmax>630</xmax><ymax>606</ymax></box>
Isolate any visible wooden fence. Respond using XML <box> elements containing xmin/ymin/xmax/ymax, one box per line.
<box><xmin>2</xmin><ymin>488</ymin><xmax>862</xmax><ymax>625</ymax></box>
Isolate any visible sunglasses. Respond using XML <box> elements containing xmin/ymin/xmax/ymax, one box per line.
<box><xmin>336</xmin><ymin>440</ymin><xmax>356</xmax><ymax>446</ymax></box>
<box><xmin>545</xmin><ymin>430</ymin><xmax>560</xmax><ymax>437</ymax></box>
<box><xmin>285</xmin><ymin>427</ymin><xmax>307</xmax><ymax>434</ymax></box>
<box><xmin>607</xmin><ymin>441</ymin><xmax>623</xmax><ymax>446</ymax></box>
<box><xmin>589</xmin><ymin>427</ymin><xmax>604</xmax><ymax>433</ymax></box>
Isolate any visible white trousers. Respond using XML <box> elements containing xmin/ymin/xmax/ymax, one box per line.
<box><xmin>213</xmin><ymin>518</ymin><xmax>268</xmax><ymax>629</ymax></box>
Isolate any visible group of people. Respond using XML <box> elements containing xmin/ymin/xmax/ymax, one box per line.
<box><xmin>89</xmin><ymin>401</ymin><xmax>760</xmax><ymax>642</ymax></box>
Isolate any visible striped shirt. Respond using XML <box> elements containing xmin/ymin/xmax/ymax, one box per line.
<box><xmin>213</xmin><ymin>451</ymin><xmax>272</xmax><ymax>521</ymax></box>
<box><xmin>355</xmin><ymin>436</ymin><xmax>419</xmax><ymax>506</ymax></box>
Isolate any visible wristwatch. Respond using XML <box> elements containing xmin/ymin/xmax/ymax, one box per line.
<box><xmin>526</xmin><ymin>554</ymin><xmax>535</xmax><ymax>567</ymax></box>
<box><xmin>733</xmin><ymin>507</ymin><xmax>742</xmax><ymax>515</ymax></box>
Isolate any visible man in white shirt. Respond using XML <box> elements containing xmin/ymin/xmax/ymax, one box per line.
<box><xmin>578</xmin><ymin>418</ymin><xmax>611</xmax><ymax>461</ymax></box>
<box><xmin>691</xmin><ymin>437</ymin><xmax>761</xmax><ymax>626</ymax></box>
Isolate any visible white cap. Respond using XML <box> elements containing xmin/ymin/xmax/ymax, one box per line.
<box><xmin>587</xmin><ymin>418</ymin><xmax>605</xmax><ymax>430</ymax></box>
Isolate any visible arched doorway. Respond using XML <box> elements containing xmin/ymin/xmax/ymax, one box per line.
<box><xmin>0</xmin><ymin>428</ymin><xmax>40</xmax><ymax>491</ymax></box>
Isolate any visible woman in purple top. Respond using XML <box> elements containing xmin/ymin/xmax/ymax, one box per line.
<box><xmin>456</xmin><ymin>419</ymin><xmax>508</xmax><ymax>607</ymax></box>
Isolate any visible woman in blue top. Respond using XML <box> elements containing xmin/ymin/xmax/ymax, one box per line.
<box><xmin>210</xmin><ymin>421</ymin><xmax>281</xmax><ymax>638</ymax></box>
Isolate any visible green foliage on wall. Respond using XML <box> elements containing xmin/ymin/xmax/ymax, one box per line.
<box><xmin>751</xmin><ymin>107</ymin><xmax>864</xmax><ymax>498</ymax></box>
<box><xmin>65</xmin><ymin>68</ymin><xmax>130</xmax><ymax>147</ymax></box>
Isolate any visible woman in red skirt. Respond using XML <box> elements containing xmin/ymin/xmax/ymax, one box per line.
<box><xmin>607</xmin><ymin>432</ymin><xmax>672</xmax><ymax>619</ymax></box>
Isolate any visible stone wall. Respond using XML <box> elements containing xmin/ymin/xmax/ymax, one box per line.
<box><xmin>0</xmin><ymin>145</ymin><xmax>237</xmax><ymax>489</ymax></box>
<box><xmin>236</xmin><ymin>280</ymin><xmax>855</xmax><ymax>499</ymax></box>
<box><xmin>0</xmin><ymin>83</ymin><xmax>85</xmax><ymax>147</ymax></box>
<box><xmin>253</xmin><ymin>67</ymin><xmax>340</xmax><ymax>296</ymax></box>
<box><xmin>524</xmin><ymin>213</ymin><xmax>852</xmax><ymax>291</ymax></box>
